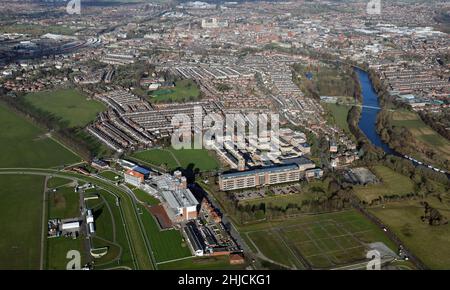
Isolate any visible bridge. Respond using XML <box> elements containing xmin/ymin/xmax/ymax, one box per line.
<box><xmin>335</xmin><ymin>102</ymin><xmax>396</xmax><ymax>112</ymax></box>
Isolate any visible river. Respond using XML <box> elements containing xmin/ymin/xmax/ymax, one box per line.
<box><xmin>355</xmin><ymin>68</ymin><xmax>395</xmax><ymax>154</ymax></box>
<box><xmin>354</xmin><ymin>68</ymin><xmax>448</xmax><ymax>177</ymax></box>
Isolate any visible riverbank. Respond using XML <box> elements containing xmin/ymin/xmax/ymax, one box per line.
<box><xmin>355</xmin><ymin>68</ymin><xmax>449</xmax><ymax>176</ymax></box>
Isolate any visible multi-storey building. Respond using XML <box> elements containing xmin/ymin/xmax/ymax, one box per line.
<box><xmin>218</xmin><ymin>164</ymin><xmax>305</xmax><ymax>191</ymax></box>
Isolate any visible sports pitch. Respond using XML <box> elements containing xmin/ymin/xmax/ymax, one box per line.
<box><xmin>242</xmin><ymin>210</ymin><xmax>395</xmax><ymax>269</ymax></box>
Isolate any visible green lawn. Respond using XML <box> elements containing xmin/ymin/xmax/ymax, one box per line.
<box><xmin>150</xmin><ymin>79</ymin><xmax>200</xmax><ymax>103</ymax></box>
<box><xmin>99</xmin><ymin>170</ymin><xmax>121</xmax><ymax>182</ymax></box>
<box><xmin>0</xmin><ymin>102</ymin><xmax>80</xmax><ymax>168</ymax></box>
<box><xmin>0</xmin><ymin>23</ymin><xmax>76</xmax><ymax>36</ymax></box>
<box><xmin>392</xmin><ymin>110</ymin><xmax>450</xmax><ymax>166</ymax></box>
<box><xmin>91</xmin><ymin>189</ymin><xmax>135</xmax><ymax>269</ymax></box>
<box><xmin>0</xmin><ymin>169</ymin><xmax>151</xmax><ymax>269</ymax></box>
<box><xmin>46</xmin><ymin>176</ymin><xmax>73</xmax><ymax>189</ymax></box>
<box><xmin>46</xmin><ymin>237</ymin><xmax>85</xmax><ymax>270</ymax></box>
<box><xmin>24</xmin><ymin>88</ymin><xmax>105</xmax><ymax>127</ymax></box>
<box><xmin>241</xmin><ymin>210</ymin><xmax>395</xmax><ymax>269</ymax></box>
<box><xmin>369</xmin><ymin>196</ymin><xmax>450</xmax><ymax>269</ymax></box>
<box><xmin>131</xmin><ymin>147</ymin><xmax>220</xmax><ymax>172</ymax></box>
<box><xmin>353</xmin><ymin>165</ymin><xmax>415</xmax><ymax>203</ymax></box>
<box><xmin>0</xmin><ymin>175</ymin><xmax>45</xmax><ymax>269</ymax></box>
<box><xmin>325</xmin><ymin>103</ymin><xmax>351</xmax><ymax>134</ymax></box>
<box><xmin>48</xmin><ymin>186</ymin><xmax>80</xmax><ymax>219</ymax></box>
<box><xmin>133</xmin><ymin>188</ymin><xmax>160</xmax><ymax>206</ymax></box>
<box><xmin>139</xmin><ymin>205</ymin><xmax>191</xmax><ymax>263</ymax></box>
<box><xmin>90</xmin><ymin>237</ymin><xmax>121</xmax><ymax>266</ymax></box>
<box><xmin>158</xmin><ymin>256</ymin><xmax>246</xmax><ymax>270</ymax></box>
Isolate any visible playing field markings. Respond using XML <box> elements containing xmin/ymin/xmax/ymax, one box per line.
<box><xmin>319</xmin><ymin>223</ymin><xmax>345</xmax><ymax>251</ymax></box>
<box><xmin>302</xmin><ymin>227</ymin><xmax>334</xmax><ymax>266</ymax></box>
<box><xmin>273</xmin><ymin>228</ymin><xmax>308</xmax><ymax>269</ymax></box>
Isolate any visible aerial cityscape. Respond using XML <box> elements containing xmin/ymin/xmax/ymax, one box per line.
<box><xmin>0</xmin><ymin>0</ymin><xmax>449</xmax><ymax>275</ymax></box>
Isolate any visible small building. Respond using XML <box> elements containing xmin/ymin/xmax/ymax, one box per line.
<box><xmin>91</xmin><ymin>158</ymin><xmax>109</xmax><ymax>170</ymax></box>
<box><xmin>62</xmin><ymin>221</ymin><xmax>80</xmax><ymax>231</ymax></box>
<box><xmin>124</xmin><ymin>169</ymin><xmax>145</xmax><ymax>187</ymax></box>
<box><xmin>329</xmin><ymin>141</ymin><xmax>338</xmax><ymax>153</ymax></box>
<box><xmin>184</xmin><ymin>221</ymin><xmax>205</xmax><ymax>256</ymax></box>
<box><xmin>305</xmin><ymin>168</ymin><xmax>324</xmax><ymax>179</ymax></box>
<box><xmin>132</xmin><ymin>166</ymin><xmax>151</xmax><ymax>179</ymax></box>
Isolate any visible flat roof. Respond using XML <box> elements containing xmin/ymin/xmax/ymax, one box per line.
<box><xmin>132</xmin><ymin>166</ymin><xmax>151</xmax><ymax>175</ymax></box>
<box><xmin>220</xmin><ymin>163</ymin><xmax>300</xmax><ymax>180</ymax></box>
<box><xmin>125</xmin><ymin>169</ymin><xmax>144</xmax><ymax>178</ymax></box>
<box><xmin>161</xmin><ymin>188</ymin><xmax>198</xmax><ymax>209</ymax></box>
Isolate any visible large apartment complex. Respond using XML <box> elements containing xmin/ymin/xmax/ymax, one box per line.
<box><xmin>218</xmin><ymin>162</ymin><xmax>315</xmax><ymax>191</ymax></box>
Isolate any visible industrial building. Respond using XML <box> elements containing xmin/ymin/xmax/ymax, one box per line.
<box><xmin>151</xmin><ymin>171</ymin><xmax>199</xmax><ymax>222</ymax></box>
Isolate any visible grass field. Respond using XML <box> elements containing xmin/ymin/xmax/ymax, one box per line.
<box><xmin>0</xmin><ymin>169</ymin><xmax>152</xmax><ymax>269</ymax></box>
<box><xmin>158</xmin><ymin>256</ymin><xmax>246</xmax><ymax>270</ymax></box>
<box><xmin>139</xmin><ymin>205</ymin><xmax>191</xmax><ymax>263</ymax></box>
<box><xmin>131</xmin><ymin>147</ymin><xmax>220</xmax><ymax>172</ymax></box>
<box><xmin>48</xmin><ymin>186</ymin><xmax>80</xmax><ymax>219</ymax></box>
<box><xmin>392</xmin><ymin>110</ymin><xmax>450</xmax><ymax>165</ymax></box>
<box><xmin>241</xmin><ymin>210</ymin><xmax>395</xmax><ymax>269</ymax></box>
<box><xmin>0</xmin><ymin>175</ymin><xmax>45</xmax><ymax>269</ymax></box>
<box><xmin>325</xmin><ymin>103</ymin><xmax>351</xmax><ymax>135</ymax></box>
<box><xmin>0</xmin><ymin>102</ymin><xmax>80</xmax><ymax>168</ymax></box>
<box><xmin>46</xmin><ymin>176</ymin><xmax>73</xmax><ymax>189</ymax></box>
<box><xmin>0</xmin><ymin>23</ymin><xmax>76</xmax><ymax>36</ymax></box>
<box><xmin>150</xmin><ymin>79</ymin><xmax>200</xmax><ymax>103</ymax></box>
<box><xmin>24</xmin><ymin>88</ymin><xmax>105</xmax><ymax>127</ymax></box>
<box><xmin>88</xmin><ymin>189</ymin><xmax>135</xmax><ymax>269</ymax></box>
<box><xmin>353</xmin><ymin>165</ymin><xmax>415</xmax><ymax>203</ymax></box>
<box><xmin>369</xmin><ymin>196</ymin><xmax>450</xmax><ymax>269</ymax></box>
<box><xmin>46</xmin><ymin>237</ymin><xmax>85</xmax><ymax>270</ymax></box>
<box><xmin>46</xmin><ymin>183</ymin><xmax>84</xmax><ymax>270</ymax></box>
<box><xmin>133</xmin><ymin>188</ymin><xmax>160</xmax><ymax>206</ymax></box>
<box><xmin>99</xmin><ymin>170</ymin><xmax>121</xmax><ymax>182</ymax></box>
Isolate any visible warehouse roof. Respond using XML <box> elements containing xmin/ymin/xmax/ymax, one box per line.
<box><xmin>161</xmin><ymin>188</ymin><xmax>198</xmax><ymax>209</ymax></box>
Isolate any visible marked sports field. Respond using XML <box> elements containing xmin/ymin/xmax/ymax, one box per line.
<box><xmin>242</xmin><ymin>210</ymin><xmax>395</xmax><ymax>269</ymax></box>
